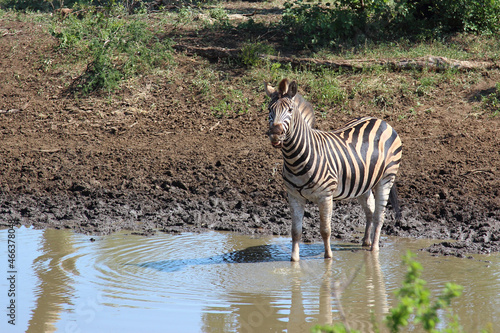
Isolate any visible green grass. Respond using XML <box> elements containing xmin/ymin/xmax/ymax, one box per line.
<box><xmin>307</xmin><ymin>74</ymin><xmax>348</xmax><ymax>111</ymax></box>
<box><xmin>314</xmin><ymin>36</ymin><xmax>484</xmax><ymax>62</ymax></box>
<box><xmin>47</xmin><ymin>4</ymin><xmax>173</xmax><ymax>94</ymax></box>
<box><xmin>241</xmin><ymin>41</ymin><xmax>276</xmax><ymax>67</ymax></box>
<box><xmin>480</xmin><ymin>82</ymin><xmax>500</xmax><ymax>117</ymax></box>
<box><xmin>211</xmin><ymin>88</ymin><xmax>251</xmax><ymax>118</ymax></box>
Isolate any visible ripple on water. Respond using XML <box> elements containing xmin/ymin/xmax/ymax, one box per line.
<box><xmin>68</xmin><ymin>232</ymin><xmax>295</xmax><ymax>307</ymax></box>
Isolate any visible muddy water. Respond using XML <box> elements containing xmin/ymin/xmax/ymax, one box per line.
<box><xmin>1</xmin><ymin>226</ymin><xmax>498</xmax><ymax>333</ymax></box>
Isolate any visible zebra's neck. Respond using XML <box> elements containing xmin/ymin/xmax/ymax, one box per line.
<box><xmin>281</xmin><ymin>108</ymin><xmax>317</xmax><ymax>176</ymax></box>
<box><xmin>293</xmin><ymin>93</ymin><xmax>315</xmax><ymax>128</ymax></box>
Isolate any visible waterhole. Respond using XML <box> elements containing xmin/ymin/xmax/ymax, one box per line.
<box><xmin>1</xmin><ymin>226</ymin><xmax>498</xmax><ymax>332</ymax></box>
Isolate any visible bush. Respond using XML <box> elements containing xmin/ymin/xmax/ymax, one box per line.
<box><xmin>281</xmin><ymin>0</ymin><xmax>500</xmax><ymax>49</ymax></box>
<box><xmin>481</xmin><ymin>82</ymin><xmax>500</xmax><ymax>117</ymax></box>
<box><xmin>241</xmin><ymin>41</ymin><xmax>275</xmax><ymax>67</ymax></box>
<box><xmin>385</xmin><ymin>251</ymin><xmax>463</xmax><ymax>332</ymax></box>
<box><xmin>391</xmin><ymin>0</ymin><xmax>500</xmax><ymax>35</ymax></box>
<box><xmin>0</xmin><ymin>0</ymin><xmax>87</xmax><ymax>12</ymax></box>
<box><xmin>50</xmin><ymin>4</ymin><xmax>172</xmax><ymax>94</ymax></box>
<box><xmin>281</xmin><ymin>0</ymin><xmax>366</xmax><ymax>48</ymax></box>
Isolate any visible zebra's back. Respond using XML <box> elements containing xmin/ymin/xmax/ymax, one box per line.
<box><xmin>282</xmin><ymin>116</ymin><xmax>401</xmax><ymax>202</ymax></box>
<box><xmin>328</xmin><ymin>117</ymin><xmax>401</xmax><ymax>200</ymax></box>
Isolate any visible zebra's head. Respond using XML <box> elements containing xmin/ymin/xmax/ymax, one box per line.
<box><xmin>265</xmin><ymin>79</ymin><xmax>298</xmax><ymax>149</ymax></box>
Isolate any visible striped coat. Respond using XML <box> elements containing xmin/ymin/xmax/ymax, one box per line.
<box><xmin>265</xmin><ymin>79</ymin><xmax>402</xmax><ymax>261</ymax></box>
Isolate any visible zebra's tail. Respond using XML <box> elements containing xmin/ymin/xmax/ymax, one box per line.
<box><xmin>389</xmin><ymin>184</ymin><xmax>402</xmax><ymax>221</ymax></box>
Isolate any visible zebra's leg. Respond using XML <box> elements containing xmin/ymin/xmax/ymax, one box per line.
<box><xmin>318</xmin><ymin>197</ymin><xmax>333</xmax><ymax>259</ymax></box>
<box><xmin>358</xmin><ymin>190</ymin><xmax>375</xmax><ymax>247</ymax></box>
<box><xmin>288</xmin><ymin>193</ymin><xmax>306</xmax><ymax>262</ymax></box>
<box><xmin>371</xmin><ymin>176</ymin><xmax>396</xmax><ymax>251</ymax></box>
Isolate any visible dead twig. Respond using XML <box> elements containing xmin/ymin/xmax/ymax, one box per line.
<box><xmin>410</xmin><ymin>135</ymin><xmax>442</xmax><ymax>140</ymax></box>
<box><xmin>173</xmin><ymin>45</ymin><xmax>240</xmax><ymax>60</ymax></box>
<box><xmin>32</xmin><ymin>148</ymin><xmax>61</xmax><ymax>153</ymax></box>
<box><xmin>1</xmin><ymin>32</ymin><xmax>18</xmax><ymax>37</ymax></box>
<box><xmin>209</xmin><ymin>121</ymin><xmax>221</xmax><ymax>132</ymax></box>
<box><xmin>460</xmin><ymin>169</ymin><xmax>495</xmax><ymax>177</ymax></box>
<box><xmin>0</xmin><ymin>109</ymin><xmax>22</xmax><ymax>114</ymax></box>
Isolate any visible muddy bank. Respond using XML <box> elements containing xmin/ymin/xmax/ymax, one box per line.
<box><xmin>1</xmin><ymin>185</ymin><xmax>498</xmax><ymax>257</ymax></box>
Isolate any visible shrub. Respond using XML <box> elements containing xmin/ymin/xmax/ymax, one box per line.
<box><xmin>241</xmin><ymin>41</ymin><xmax>275</xmax><ymax>67</ymax></box>
<box><xmin>385</xmin><ymin>251</ymin><xmax>463</xmax><ymax>332</ymax></box>
<box><xmin>50</xmin><ymin>4</ymin><xmax>172</xmax><ymax>94</ymax></box>
<box><xmin>481</xmin><ymin>82</ymin><xmax>500</xmax><ymax>117</ymax></box>
<box><xmin>281</xmin><ymin>0</ymin><xmax>366</xmax><ymax>48</ymax></box>
<box><xmin>206</xmin><ymin>6</ymin><xmax>229</xmax><ymax>28</ymax></box>
<box><xmin>211</xmin><ymin>88</ymin><xmax>250</xmax><ymax>118</ymax></box>
<box><xmin>281</xmin><ymin>0</ymin><xmax>500</xmax><ymax>49</ymax></box>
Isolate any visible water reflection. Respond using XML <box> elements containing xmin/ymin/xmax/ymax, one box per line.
<box><xmin>195</xmin><ymin>248</ymin><xmax>390</xmax><ymax>333</ymax></box>
<box><xmin>2</xmin><ymin>228</ymin><xmax>499</xmax><ymax>333</ymax></box>
<box><xmin>27</xmin><ymin>228</ymin><xmax>76</xmax><ymax>333</ymax></box>
<box><xmin>137</xmin><ymin>241</ymin><xmax>363</xmax><ymax>332</ymax></box>
<box><xmin>287</xmin><ymin>260</ymin><xmax>335</xmax><ymax>333</ymax></box>
<box><xmin>134</xmin><ymin>239</ymin><xmax>361</xmax><ymax>333</ymax></box>
<box><xmin>137</xmin><ymin>245</ymin><xmax>280</xmax><ymax>272</ymax></box>
<box><xmin>363</xmin><ymin>251</ymin><xmax>389</xmax><ymax>325</ymax></box>
<box><xmin>136</xmin><ymin>244</ymin><xmax>291</xmax><ymax>272</ymax></box>
<box><xmin>339</xmin><ymin>251</ymin><xmax>390</xmax><ymax>332</ymax></box>
<box><xmin>113</xmin><ymin>234</ymin><xmax>500</xmax><ymax>332</ymax></box>
<box><xmin>137</xmin><ymin>243</ymin><xmax>360</xmax><ymax>272</ymax></box>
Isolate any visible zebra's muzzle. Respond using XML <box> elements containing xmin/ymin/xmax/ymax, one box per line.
<box><xmin>269</xmin><ymin>124</ymin><xmax>284</xmax><ymax>148</ymax></box>
<box><xmin>269</xmin><ymin>134</ymin><xmax>283</xmax><ymax>148</ymax></box>
<box><xmin>270</xmin><ymin>139</ymin><xmax>282</xmax><ymax>148</ymax></box>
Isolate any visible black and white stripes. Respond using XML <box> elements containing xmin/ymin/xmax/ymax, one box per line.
<box><xmin>265</xmin><ymin>79</ymin><xmax>402</xmax><ymax>261</ymax></box>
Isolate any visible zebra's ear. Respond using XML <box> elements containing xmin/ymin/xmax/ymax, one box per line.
<box><xmin>278</xmin><ymin>78</ymin><xmax>289</xmax><ymax>96</ymax></box>
<box><xmin>264</xmin><ymin>81</ymin><xmax>275</xmax><ymax>97</ymax></box>
<box><xmin>288</xmin><ymin>81</ymin><xmax>298</xmax><ymax>98</ymax></box>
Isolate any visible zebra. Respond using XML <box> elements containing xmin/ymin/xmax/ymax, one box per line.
<box><xmin>265</xmin><ymin>79</ymin><xmax>402</xmax><ymax>261</ymax></box>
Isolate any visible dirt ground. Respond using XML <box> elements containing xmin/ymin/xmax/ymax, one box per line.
<box><xmin>0</xmin><ymin>14</ymin><xmax>498</xmax><ymax>258</ymax></box>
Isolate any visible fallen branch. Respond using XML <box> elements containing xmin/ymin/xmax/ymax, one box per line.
<box><xmin>32</xmin><ymin>148</ymin><xmax>61</xmax><ymax>153</ymax></box>
<box><xmin>173</xmin><ymin>45</ymin><xmax>240</xmax><ymax>60</ymax></box>
<box><xmin>173</xmin><ymin>44</ymin><xmax>498</xmax><ymax>72</ymax></box>
<box><xmin>1</xmin><ymin>31</ymin><xmax>20</xmax><ymax>38</ymax></box>
<box><xmin>209</xmin><ymin>121</ymin><xmax>220</xmax><ymax>132</ymax></box>
<box><xmin>242</xmin><ymin>10</ymin><xmax>257</xmax><ymax>17</ymax></box>
<box><xmin>260</xmin><ymin>54</ymin><xmax>498</xmax><ymax>72</ymax></box>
